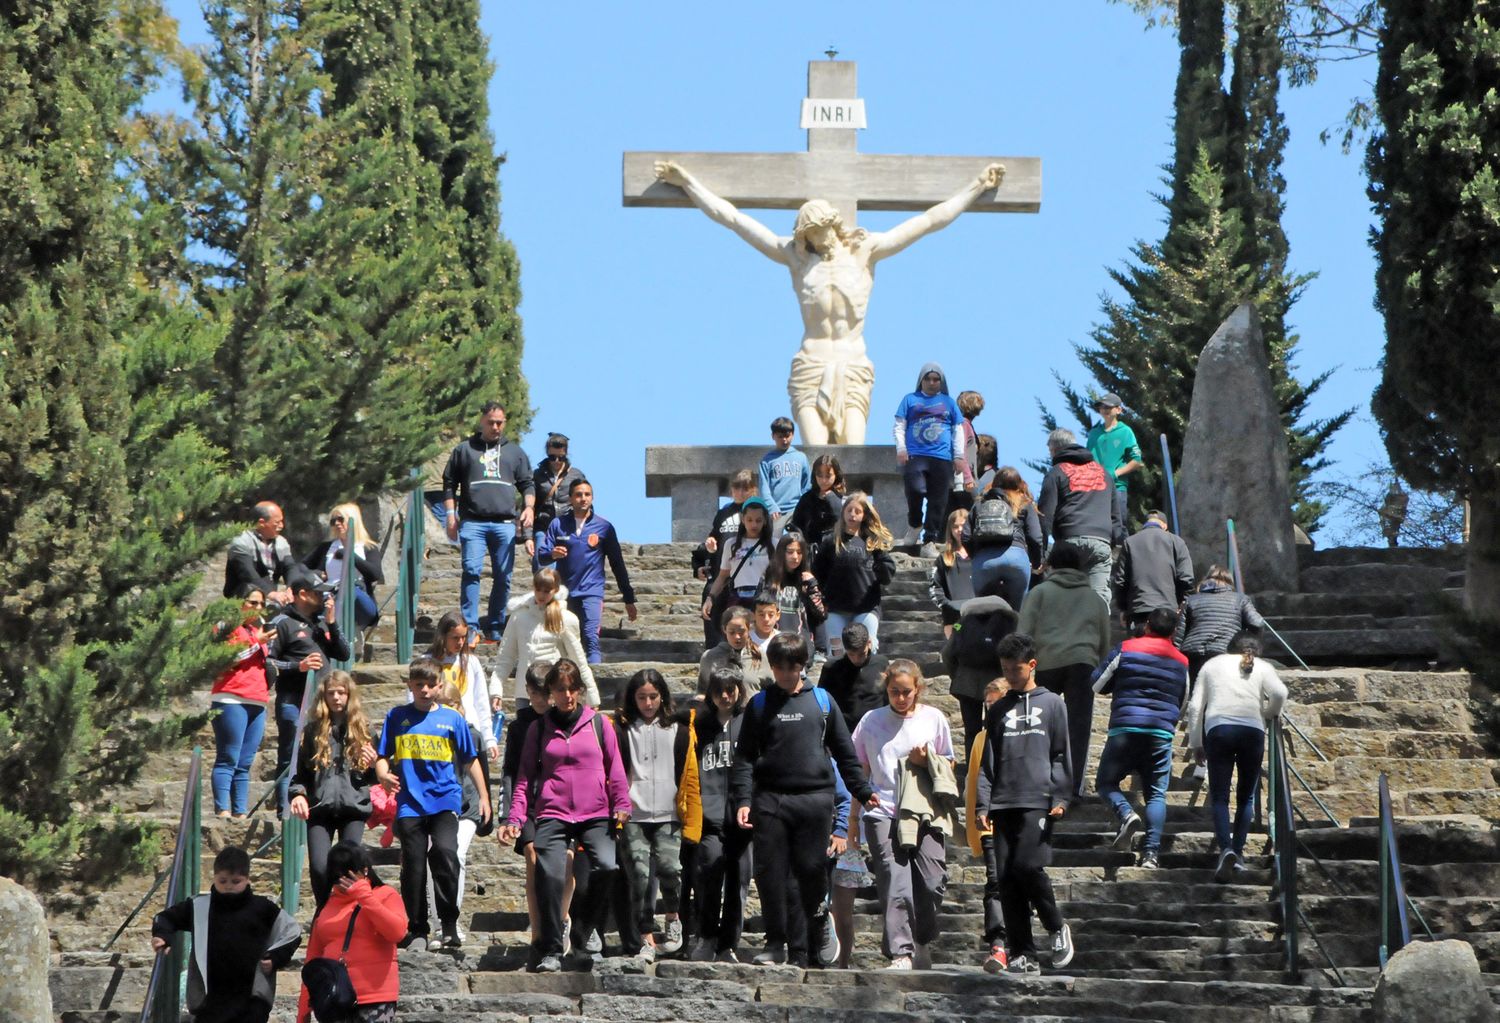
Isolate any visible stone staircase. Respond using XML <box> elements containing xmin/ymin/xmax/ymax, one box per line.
<box><xmin>45</xmin><ymin>541</ymin><xmax>1500</xmax><ymax>1021</ymax></box>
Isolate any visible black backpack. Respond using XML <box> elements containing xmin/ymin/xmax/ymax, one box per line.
<box><xmin>970</xmin><ymin>492</ymin><xmax>1017</xmax><ymax>545</ymax></box>
<box><xmin>954</xmin><ymin>605</ymin><xmax>1015</xmax><ymax>670</ymax></box>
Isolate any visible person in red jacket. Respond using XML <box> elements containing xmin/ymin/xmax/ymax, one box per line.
<box><xmin>297</xmin><ymin>841</ymin><xmax>407</xmax><ymax>1023</ymax></box>
<box><xmin>211</xmin><ymin>584</ymin><xmax>274</xmax><ymax>819</ymax></box>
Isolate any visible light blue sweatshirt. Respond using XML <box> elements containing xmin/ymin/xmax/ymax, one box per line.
<box><xmin>759</xmin><ymin>447</ymin><xmax>812</xmax><ymax>515</ymax></box>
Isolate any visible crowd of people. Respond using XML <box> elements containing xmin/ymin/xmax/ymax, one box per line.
<box><xmin>160</xmin><ymin>389</ymin><xmax>1291</xmax><ymax>1021</ymax></box>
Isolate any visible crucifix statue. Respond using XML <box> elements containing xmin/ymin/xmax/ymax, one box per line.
<box><xmin>623</xmin><ymin>60</ymin><xmax>1041</xmax><ymax>443</ymax></box>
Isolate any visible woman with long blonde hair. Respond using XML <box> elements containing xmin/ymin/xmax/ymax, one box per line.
<box><xmin>304</xmin><ymin>501</ymin><xmax>385</xmax><ymax>627</ymax></box>
<box><xmin>289</xmin><ymin>670</ymin><xmax>377</xmax><ymax>909</ymax></box>
<box><xmin>491</xmin><ymin>569</ymin><xmax>599</xmax><ymax>708</ymax></box>
<box><xmin>812</xmin><ymin>492</ymin><xmax>897</xmax><ymax>656</ymax></box>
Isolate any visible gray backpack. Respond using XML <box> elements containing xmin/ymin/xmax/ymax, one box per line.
<box><xmin>970</xmin><ymin>492</ymin><xmax>1016</xmax><ymax>545</ymax></box>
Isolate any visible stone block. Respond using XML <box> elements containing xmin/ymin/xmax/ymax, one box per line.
<box><xmin>1</xmin><ymin>877</ymin><xmax>52</xmax><ymax>1022</ymax></box>
<box><xmin>1373</xmin><ymin>939</ymin><xmax>1491</xmax><ymax>1023</ymax></box>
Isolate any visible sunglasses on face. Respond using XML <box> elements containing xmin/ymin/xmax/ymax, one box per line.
<box><xmin>330</xmin><ymin>516</ymin><xmax>346</xmax><ymax>524</ymax></box>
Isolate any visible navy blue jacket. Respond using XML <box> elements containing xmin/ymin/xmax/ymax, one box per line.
<box><xmin>543</xmin><ymin>511</ymin><xmax>636</xmax><ymax>603</ymax></box>
<box><xmin>1091</xmin><ymin>635</ymin><xmax>1190</xmax><ymax>733</ymax></box>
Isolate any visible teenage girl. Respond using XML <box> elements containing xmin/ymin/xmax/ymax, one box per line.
<box><xmin>492</xmin><ymin>569</ymin><xmax>599</xmax><ymax>708</ymax></box>
<box><xmin>764</xmin><ymin>532</ymin><xmax>827</xmax><ymax>647</ymax></box>
<box><xmin>930</xmin><ymin>508</ymin><xmax>975</xmax><ymax>638</ymax></box>
<box><xmin>289</xmin><ymin>670</ymin><xmax>377</xmax><ymax>910</ymax></box>
<box><xmin>426</xmin><ymin>611</ymin><xmax>498</xmax><ymax>761</ymax></box>
<box><xmin>685</xmin><ymin>668</ymin><xmax>752</xmax><ymax>962</ymax></box>
<box><xmin>850</xmin><ymin>659</ymin><xmax>955</xmax><ymax>970</ymax></box>
<box><xmin>968</xmin><ymin>467</ymin><xmax>1044</xmax><ymax>608</ymax></box>
<box><xmin>614</xmin><ymin>669</ymin><xmax>692</xmax><ymax>961</ymax></box>
<box><xmin>211</xmin><ymin>584</ymin><xmax>273</xmax><ymax>819</ymax></box>
<box><xmin>813</xmin><ymin>491</ymin><xmax>897</xmax><ymax>657</ymax></box>
<box><xmin>696</xmin><ymin>605</ymin><xmax>774</xmax><ymax>694</ymax></box>
<box><xmin>703</xmin><ymin>497</ymin><xmax>774</xmax><ymax>624</ymax></box>
<box><xmin>790</xmin><ymin>455</ymin><xmax>845</xmax><ymax>546</ymax></box>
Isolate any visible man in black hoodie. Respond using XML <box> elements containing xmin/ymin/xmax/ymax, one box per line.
<box><xmin>442</xmin><ymin>401</ymin><xmax>535</xmax><ymax>641</ymax></box>
<box><xmin>975</xmin><ymin>633</ymin><xmax>1075</xmax><ymax>975</ymax></box>
<box><xmin>1037</xmin><ymin>427</ymin><xmax>1121</xmax><ymax>606</ymax></box>
<box><xmin>731</xmin><ymin>634</ymin><xmax>876</xmax><ymax>967</ymax></box>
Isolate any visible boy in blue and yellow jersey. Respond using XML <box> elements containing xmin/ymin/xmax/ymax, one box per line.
<box><xmin>376</xmin><ymin>659</ymin><xmax>491</xmax><ymax>950</ymax></box>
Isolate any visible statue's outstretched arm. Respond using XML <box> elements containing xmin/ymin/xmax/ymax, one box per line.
<box><xmin>868</xmin><ymin>163</ymin><xmax>1005</xmax><ymax>262</ymax></box>
<box><xmin>655</xmin><ymin>161</ymin><xmax>789</xmax><ymax>265</ymax></box>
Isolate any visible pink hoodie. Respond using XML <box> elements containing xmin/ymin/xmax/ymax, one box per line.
<box><xmin>507</xmin><ymin>706</ymin><xmax>630</xmax><ymax>825</ymax></box>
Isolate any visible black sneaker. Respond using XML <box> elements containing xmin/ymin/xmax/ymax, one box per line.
<box><xmin>1214</xmin><ymin>848</ymin><xmax>1239</xmax><ymax>882</ymax></box>
<box><xmin>1008</xmin><ymin>954</ymin><xmax>1042</xmax><ymax>975</ymax></box>
<box><xmin>1112</xmin><ymin>813</ymin><xmax>1143</xmax><ymax>851</ymax></box>
<box><xmin>1139</xmin><ymin>850</ymin><xmax>1160</xmax><ymax>870</ymax></box>
<box><xmin>441</xmin><ymin>926</ymin><xmax>462</xmax><ymax>950</ymax></box>
<box><xmin>1046</xmin><ymin>922</ymin><xmax>1075</xmax><ymax>968</ymax></box>
<box><xmin>531</xmin><ymin>953</ymin><xmax>562</xmax><ymax>974</ymax></box>
<box><xmin>397</xmin><ymin>931</ymin><xmax>424</xmax><ymax>950</ymax></box>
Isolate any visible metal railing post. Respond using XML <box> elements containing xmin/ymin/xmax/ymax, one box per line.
<box><xmin>1158</xmin><ymin>434</ymin><xmax>1179</xmax><ymax>533</ymax></box>
<box><xmin>1269</xmin><ymin>721</ymin><xmax>1301</xmax><ymax>982</ymax></box>
<box><xmin>396</xmin><ymin>485</ymin><xmax>423</xmax><ymax>665</ymax></box>
<box><xmin>1378</xmin><ymin>773</ymin><xmax>1413</xmax><ymax>966</ymax></box>
<box><xmin>143</xmin><ymin>748</ymin><xmax>202</xmax><ymax>1023</ymax></box>
<box><xmin>280</xmin><ymin>669</ymin><xmax>317</xmax><ymax>912</ymax></box>
<box><xmin>333</xmin><ymin>549</ymin><xmax>358</xmax><ymax>671</ymax></box>
<box><xmin>1226</xmin><ymin>518</ymin><xmax>1244</xmax><ymax>592</ymax></box>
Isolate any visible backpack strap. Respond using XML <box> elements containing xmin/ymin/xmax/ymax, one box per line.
<box><xmin>528</xmin><ymin>715</ymin><xmax>556</xmax><ymax>811</ymax></box>
<box><xmin>338</xmin><ymin>906</ymin><xmax>361</xmax><ymax>963</ymax></box>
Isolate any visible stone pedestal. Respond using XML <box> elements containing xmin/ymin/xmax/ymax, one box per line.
<box><xmin>646</xmin><ymin>445</ymin><xmax>906</xmax><ymax>542</ymax></box>
<box><xmin>1178</xmin><ymin>304</ymin><xmax>1299</xmax><ymax>592</ymax></box>
<box><xmin>0</xmin><ymin>876</ymin><xmax>52</xmax><ymax>1022</ymax></box>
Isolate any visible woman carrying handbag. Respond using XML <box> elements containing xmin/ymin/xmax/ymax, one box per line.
<box><xmin>297</xmin><ymin>842</ymin><xmax>407</xmax><ymax>1023</ymax></box>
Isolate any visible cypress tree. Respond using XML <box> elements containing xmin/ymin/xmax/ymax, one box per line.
<box><xmin>1050</xmin><ymin>0</ymin><xmax>1349</xmax><ymax>534</ymax></box>
<box><xmin>1368</xmin><ymin>0</ymin><xmax>1500</xmax><ymax>621</ymax></box>
<box><xmin>0</xmin><ymin>0</ymin><xmax>247</xmax><ymax>883</ymax></box>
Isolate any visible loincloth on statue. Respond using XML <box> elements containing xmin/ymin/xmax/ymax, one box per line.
<box><xmin>788</xmin><ymin>345</ymin><xmax>875</xmax><ymax>431</ymax></box>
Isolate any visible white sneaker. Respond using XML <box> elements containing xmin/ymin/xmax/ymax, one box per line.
<box><xmin>753</xmin><ymin>942</ymin><xmax>787</xmax><ymax>965</ymax></box>
<box><xmin>885</xmin><ymin>954</ymin><xmax>913</xmax><ymax>970</ymax></box>
<box><xmin>901</xmin><ymin>525</ymin><xmax>922</xmax><ymax>547</ymax></box>
<box><xmin>636</xmin><ymin>943</ymin><xmax>656</xmax><ymax>963</ymax></box>
<box><xmin>660</xmin><ymin>917</ymin><xmax>684</xmax><ymax>955</ymax></box>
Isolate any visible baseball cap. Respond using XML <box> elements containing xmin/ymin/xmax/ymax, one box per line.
<box><xmin>1094</xmin><ymin>392</ymin><xmax>1123</xmax><ymax>409</ymax></box>
<box><xmin>288</xmin><ymin>568</ymin><xmax>336</xmax><ymax>595</ymax></box>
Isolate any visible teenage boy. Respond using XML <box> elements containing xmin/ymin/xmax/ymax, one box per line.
<box><xmin>758</xmin><ymin>417</ymin><xmax>811</xmax><ymax>529</ymax></box>
<box><xmin>731</xmin><ymin>634</ymin><xmax>876</xmax><ymax>967</ymax></box>
<box><xmin>975</xmin><ymin>633</ymin><xmax>1075</xmax><ymax>975</ymax></box>
<box><xmin>1085</xmin><ymin>392</ymin><xmax>1144</xmax><ymax>535</ymax></box>
<box><xmin>1091</xmin><ymin>606</ymin><xmax>1190</xmax><ymax>870</ymax></box>
<box><xmin>543</xmin><ymin>479</ymin><xmax>638</xmax><ymax>664</ymax></box>
<box><xmin>892</xmin><ymin>363</ymin><xmax>964</xmax><ymax>554</ymax></box>
<box><xmin>749</xmin><ymin>595</ymin><xmax>781</xmax><ymax>659</ymax></box>
<box><xmin>694</xmin><ymin>470</ymin><xmax>757</xmax><ymax>648</ymax></box>
<box><xmin>151</xmin><ymin>846</ymin><xmax>301</xmax><ymax>1023</ymax></box>
<box><xmin>442</xmin><ymin>401</ymin><xmax>535</xmax><ymax>641</ymax></box>
<box><xmin>376</xmin><ymin>659</ymin><xmax>491</xmax><ymax>951</ymax></box>
<box><xmin>817</xmin><ymin>621</ymin><xmax>889</xmax><ymax>730</ymax></box>
<box><xmin>267</xmin><ymin>568</ymin><xmax>350</xmax><ymax>816</ymax></box>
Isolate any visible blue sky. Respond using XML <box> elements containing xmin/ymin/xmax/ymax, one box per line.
<box><xmin>158</xmin><ymin>2</ymin><xmax>1385</xmax><ymax>544</ymax></box>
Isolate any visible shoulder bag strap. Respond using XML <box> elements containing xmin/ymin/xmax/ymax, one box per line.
<box><xmin>338</xmin><ymin>906</ymin><xmax>361</xmax><ymax>963</ymax></box>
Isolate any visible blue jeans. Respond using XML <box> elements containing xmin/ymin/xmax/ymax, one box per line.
<box><xmin>1095</xmin><ymin>730</ymin><xmax>1174</xmax><ymax>853</ymax></box>
<box><xmin>1205</xmin><ymin>725</ymin><xmax>1265</xmax><ymax>856</ymax></box>
<box><xmin>568</xmin><ymin>594</ymin><xmax>604</xmax><ymax>664</ymax></box>
<box><xmin>823</xmin><ymin>610</ymin><xmax>880</xmax><ymax>657</ymax></box>
<box><xmin>971</xmin><ymin>545</ymin><xmax>1032</xmax><ymax>606</ymax></box>
<box><xmin>274</xmin><ymin>691</ymin><xmax>302</xmax><ymax>814</ymax></box>
<box><xmin>211</xmin><ymin>702</ymin><xmax>266</xmax><ymax>815</ymax></box>
<box><xmin>459</xmin><ymin>518</ymin><xmax>517</xmax><ymax>636</ymax></box>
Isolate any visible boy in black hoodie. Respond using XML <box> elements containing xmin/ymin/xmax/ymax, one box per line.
<box><xmin>731</xmin><ymin>633</ymin><xmax>875</xmax><ymax>967</ymax></box>
<box><xmin>975</xmin><ymin>633</ymin><xmax>1076</xmax><ymax>975</ymax></box>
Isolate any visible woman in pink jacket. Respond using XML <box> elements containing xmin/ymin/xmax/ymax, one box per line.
<box><xmin>499</xmin><ymin>659</ymin><xmax>630</xmax><ymax>974</ymax></box>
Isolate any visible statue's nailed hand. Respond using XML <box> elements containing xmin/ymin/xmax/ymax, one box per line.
<box><xmin>980</xmin><ymin>162</ymin><xmax>1006</xmax><ymax>191</ymax></box>
<box><xmin>655</xmin><ymin>160</ymin><xmax>688</xmax><ymax>187</ymax></box>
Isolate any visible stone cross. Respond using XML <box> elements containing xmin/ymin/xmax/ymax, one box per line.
<box><xmin>623</xmin><ymin>60</ymin><xmax>1041</xmax><ymax>226</ymax></box>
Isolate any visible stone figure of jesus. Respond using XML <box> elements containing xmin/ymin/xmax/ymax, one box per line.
<box><xmin>655</xmin><ymin>160</ymin><xmax>1005</xmax><ymax>444</ymax></box>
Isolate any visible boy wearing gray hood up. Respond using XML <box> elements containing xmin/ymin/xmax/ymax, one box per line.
<box><xmin>893</xmin><ymin>362</ymin><xmax>964</xmax><ymax>553</ymax></box>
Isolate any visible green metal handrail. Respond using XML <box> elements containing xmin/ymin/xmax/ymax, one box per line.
<box><xmin>396</xmin><ymin>485</ymin><xmax>424</xmax><ymax>664</ymax></box>
<box><xmin>1267</xmin><ymin>718</ymin><xmax>1301</xmax><ymax>983</ymax></box>
<box><xmin>1378</xmin><ymin>773</ymin><xmax>1413</xmax><ymax>965</ymax></box>
<box><xmin>280</xmin><ymin>669</ymin><xmax>317</xmax><ymax>912</ymax></box>
<box><xmin>1158</xmin><ymin>433</ymin><xmax>1179</xmax><ymax>534</ymax></box>
<box><xmin>141</xmin><ymin>747</ymin><xmax>203</xmax><ymax>1023</ymax></box>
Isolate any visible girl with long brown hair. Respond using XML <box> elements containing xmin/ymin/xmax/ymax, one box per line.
<box><xmin>289</xmin><ymin>670</ymin><xmax>377</xmax><ymax>910</ymax></box>
<box><xmin>812</xmin><ymin>491</ymin><xmax>897</xmax><ymax>656</ymax></box>
<box><xmin>968</xmin><ymin>466</ymin><xmax>1044</xmax><ymax>608</ymax></box>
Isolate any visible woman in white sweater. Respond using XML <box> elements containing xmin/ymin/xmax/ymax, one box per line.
<box><xmin>491</xmin><ymin>569</ymin><xmax>599</xmax><ymax>708</ymax></box>
<box><xmin>1185</xmin><ymin>631</ymin><xmax>1288</xmax><ymax>881</ymax></box>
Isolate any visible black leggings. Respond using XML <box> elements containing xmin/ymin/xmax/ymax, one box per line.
<box><xmin>751</xmin><ymin>790</ymin><xmax>833</xmax><ymax>961</ymax></box>
<box><xmin>307</xmin><ymin>817</ymin><xmax>366</xmax><ymax>911</ymax></box>
<box><xmin>692</xmin><ymin>822</ymin><xmax>753</xmax><ymax>951</ymax></box>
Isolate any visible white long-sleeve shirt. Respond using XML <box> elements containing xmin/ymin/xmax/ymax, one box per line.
<box><xmin>1185</xmin><ymin>654</ymin><xmax>1289</xmax><ymax>750</ymax></box>
<box><xmin>489</xmin><ymin>587</ymin><xmax>599</xmax><ymax>708</ymax></box>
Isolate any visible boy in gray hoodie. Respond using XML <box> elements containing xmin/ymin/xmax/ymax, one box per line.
<box><xmin>975</xmin><ymin>633</ymin><xmax>1075</xmax><ymax>975</ymax></box>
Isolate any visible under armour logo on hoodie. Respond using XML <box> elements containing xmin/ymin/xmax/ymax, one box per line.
<box><xmin>1004</xmin><ymin>705</ymin><xmax>1044</xmax><ymax>731</ymax></box>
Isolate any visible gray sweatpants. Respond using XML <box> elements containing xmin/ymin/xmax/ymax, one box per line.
<box><xmin>863</xmin><ymin>814</ymin><xmax>947</xmax><ymax>959</ymax></box>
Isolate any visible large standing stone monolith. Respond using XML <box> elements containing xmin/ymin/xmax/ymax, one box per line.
<box><xmin>0</xmin><ymin>876</ymin><xmax>52</xmax><ymax>1022</ymax></box>
<box><xmin>1177</xmin><ymin>304</ymin><xmax>1298</xmax><ymax>592</ymax></box>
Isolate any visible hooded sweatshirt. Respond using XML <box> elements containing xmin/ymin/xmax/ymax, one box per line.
<box><xmin>975</xmin><ymin>686</ymin><xmax>1072</xmax><ymax>812</ymax></box>
<box><xmin>442</xmin><ymin>432</ymin><xmax>533</xmax><ymax>521</ymax></box>
<box><xmin>490</xmin><ymin>585</ymin><xmax>598</xmax><ymax>707</ymax></box>
<box><xmin>1037</xmin><ymin>443</ymin><xmax>1121</xmax><ymax>544</ymax></box>
<box><xmin>893</xmin><ymin>362</ymin><xmax>962</xmax><ymax>461</ymax></box>
<box><xmin>507</xmin><ymin>704</ymin><xmax>630</xmax><ymax>825</ymax></box>
<box><xmin>1016</xmin><ymin>567</ymin><xmax>1112</xmax><ymax>672</ymax></box>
